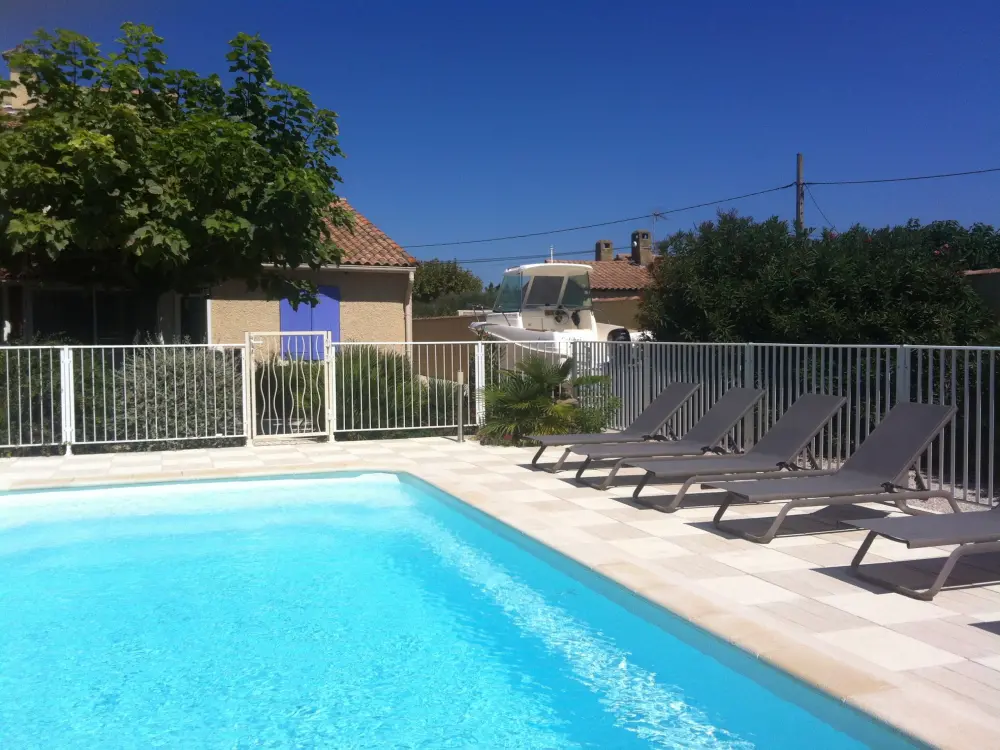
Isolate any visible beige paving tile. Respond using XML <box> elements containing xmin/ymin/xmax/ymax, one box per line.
<box><xmin>697</xmin><ymin>575</ymin><xmax>802</xmax><ymax>605</ymax></box>
<box><xmin>659</xmin><ymin>552</ymin><xmax>740</xmax><ymax>580</ymax></box>
<box><xmin>974</xmin><ymin>654</ymin><xmax>1000</xmax><ymax>670</ymax></box>
<box><xmin>596</xmin><ymin>560</ymin><xmax>674</xmax><ymax>591</ymax></box>
<box><xmin>584</xmin><ymin>522</ymin><xmax>651</xmax><ymax>541</ymax></box>
<box><xmin>756</xmin><ymin>567</ymin><xmax>880</xmax><ymax>598</ymax></box>
<box><xmin>818</xmin><ymin>591</ymin><xmax>958</xmax><ymax>626</ymax></box>
<box><xmin>623</xmin><ymin>517</ymin><xmax>705</xmax><ymax>537</ymax></box>
<box><xmin>710</xmin><ymin>547</ymin><xmax>816</xmax><ymax>573</ymax></box>
<box><xmin>759</xmin><ymin>597</ymin><xmax>872</xmax><ymax>633</ymax></box>
<box><xmin>669</xmin><ymin>533</ymin><xmax>743</xmax><ymax>555</ymax></box>
<box><xmin>608</xmin><ymin>536</ymin><xmax>691</xmax><ymax>560</ymax></box>
<box><xmin>546</xmin><ymin>509</ymin><xmax>618</xmax><ymax>528</ymax></box>
<box><xmin>818</xmin><ymin>626</ymin><xmax>964</xmax><ymax>671</ymax></box>
<box><xmin>891</xmin><ymin>617</ymin><xmax>1000</xmax><ymax>660</ymax></box>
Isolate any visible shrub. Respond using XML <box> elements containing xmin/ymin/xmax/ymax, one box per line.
<box><xmin>478</xmin><ymin>356</ymin><xmax>620</xmax><ymax>446</ymax></box>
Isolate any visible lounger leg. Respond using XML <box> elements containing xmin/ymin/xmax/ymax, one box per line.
<box><xmin>851</xmin><ymin>539</ymin><xmax>1000</xmax><ymax>601</ymax></box>
<box><xmin>661</xmin><ymin>477</ymin><xmax>698</xmax><ymax>513</ymax></box>
<box><xmin>551</xmin><ymin>448</ymin><xmax>573</xmax><ymax>473</ymax></box>
<box><xmin>715</xmin><ymin>498</ymin><xmax>804</xmax><ymax>544</ymax></box>
<box><xmin>595</xmin><ymin>460</ymin><xmax>629</xmax><ymax>491</ymax></box>
<box><xmin>573</xmin><ymin>457</ymin><xmax>593</xmax><ymax>481</ymax></box>
<box><xmin>849</xmin><ymin>530</ymin><xmax>878</xmax><ymax>570</ymax></box>
<box><xmin>712</xmin><ymin>493</ymin><xmax>737</xmax><ymax>526</ymax></box>
<box><xmin>632</xmin><ymin>471</ymin><xmax>652</xmax><ymax>500</ymax></box>
<box><xmin>531</xmin><ymin>445</ymin><xmax>546</xmax><ymax>466</ymax></box>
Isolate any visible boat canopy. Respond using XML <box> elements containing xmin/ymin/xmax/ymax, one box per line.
<box><xmin>492</xmin><ymin>264</ymin><xmax>593</xmax><ymax>313</ymax></box>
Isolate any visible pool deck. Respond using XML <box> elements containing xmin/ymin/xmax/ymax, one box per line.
<box><xmin>3</xmin><ymin>437</ymin><xmax>1000</xmax><ymax>749</ymax></box>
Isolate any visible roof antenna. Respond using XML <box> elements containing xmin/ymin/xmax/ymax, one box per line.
<box><xmin>549</xmin><ymin>244</ymin><xmax>554</xmax><ymax>263</ymax></box>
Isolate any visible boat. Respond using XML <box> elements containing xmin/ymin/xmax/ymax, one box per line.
<box><xmin>469</xmin><ymin>263</ymin><xmax>645</xmax><ymax>367</ymax></box>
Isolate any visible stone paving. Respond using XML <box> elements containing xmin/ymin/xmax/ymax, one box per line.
<box><xmin>2</xmin><ymin>437</ymin><xmax>1000</xmax><ymax>748</ymax></box>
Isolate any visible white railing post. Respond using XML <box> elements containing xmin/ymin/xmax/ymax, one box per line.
<box><xmin>242</xmin><ymin>333</ymin><xmax>253</xmax><ymax>443</ymax></box>
<box><xmin>474</xmin><ymin>341</ymin><xmax>487</xmax><ymax>425</ymax></box>
<box><xmin>895</xmin><ymin>344</ymin><xmax>911</xmax><ymax>405</ymax></box>
<box><xmin>324</xmin><ymin>331</ymin><xmax>336</xmax><ymax>441</ymax></box>
<box><xmin>59</xmin><ymin>346</ymin><xmax>75</xmax><ymax>454</ymax></box>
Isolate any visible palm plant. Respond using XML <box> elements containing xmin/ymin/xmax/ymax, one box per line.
<box><xmin>478</xmin><ymin>356</ymin><xmax>619</xmax><ymax>445</ymax></box>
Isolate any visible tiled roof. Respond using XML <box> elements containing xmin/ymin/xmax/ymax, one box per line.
<box><xmin>0</xmin><ymin>200</ymin><xmax>415</xmax><ymax>281</ymax></box>
<box><xmin>325</xmin><ymin>199</ymin><xmax>415</xmax><ymax>267</ymax></box>
<box><xmin>554</xmin><ymin>259</ymin><xmax>652</xmax><ymax>292</ymax></box>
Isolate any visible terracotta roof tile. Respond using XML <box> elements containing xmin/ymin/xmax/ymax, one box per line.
<box><xmin>325</xmin><ymin>199</ymin><xmax>415</xmax><ymax>267</ymax></box>
<box><xmin>553</xmin><ymin>259</ymin><xmax>652</xmax><ymax>291</ymax></box>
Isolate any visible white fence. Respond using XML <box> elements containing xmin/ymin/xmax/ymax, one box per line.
<box><xmin>2</xmin><ymin>339</ymin><xmax>998</xmax><ymax>505</ymax></box>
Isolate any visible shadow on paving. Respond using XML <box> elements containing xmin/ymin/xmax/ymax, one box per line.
<box><xmin>817</xmin><ymin>553</ymin><xmax>1000</xmax><ymax>596</ymax></box>
<box><xmin>687</xmin><ymin>504</ymin><xmax>893</xmax><ymax>541</ymax></box>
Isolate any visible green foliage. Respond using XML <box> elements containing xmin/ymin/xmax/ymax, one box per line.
<box><xmin>0</xmin><ymin>24</ymin><xmax>347</xmax><ymax>303</ymax></box>
<box><xmin>413</xmin><ymin>260</ymin><xmax>483</xmax><ymax>304</ymax></box>
<box><xmin>639</xmin><ymin>213</ymin><xmax>1000</xmax><ymax>345</ymax></box>
<box><xmin>414</xmin><ymin>289</ymin><xmax>496</xmax><ymax>318</ymax></box>
<box><xmin>478</xmin><ymin>356</ymin><xmax>619</xmax><ymax>446</ymax></box>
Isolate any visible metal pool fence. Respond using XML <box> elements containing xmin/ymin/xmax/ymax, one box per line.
<box><xmin>1</xmin><ymin>339</ymin><xmax>998</xmax><ymax>505</ymax></box>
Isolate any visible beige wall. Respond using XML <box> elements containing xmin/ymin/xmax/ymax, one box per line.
<box><xmin>209</xmin><ymin>267</ymin><xmax>411</xmax><ymax>344</ymax></box>
<box><xmin>413</xmin><ymin>315</ymin><xmax>478</xmax><ymax>343</ymax></box>
<box><xmin>592</xmin><ymin>297</ymin><xmax>641</xmax><ymax>329</ymax></box>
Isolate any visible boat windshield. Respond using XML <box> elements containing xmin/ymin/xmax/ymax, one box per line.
<box><xmin>493</xmin><ymin>269</ymin><xmax>592</xmax><ymax>312</ymax></box>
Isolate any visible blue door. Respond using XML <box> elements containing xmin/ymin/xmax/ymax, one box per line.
<box><xmin>279</xmin><ymin>286</ymin><xmax>340</xmax><ymax>359</ymax></box>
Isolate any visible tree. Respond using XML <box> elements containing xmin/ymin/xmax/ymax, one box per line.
<box><xmin>639</xmin><ymin>212</ymin><xmax>1000</xmax><ymax>346</ymax></box>
<box><xmin>413</xmin><ymin>259</ymin><xmax>482</xmax><ymax>302</ymax></box>
<box><xmin>0</xmin><ymin>24</ymin><xmax>348</xmax><ymax>303</ymax></box>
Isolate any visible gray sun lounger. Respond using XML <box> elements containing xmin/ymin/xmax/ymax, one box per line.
<box><xmin>566</xmin><ymin>387</ymin><xmax>765</xmax><ymax>486</ymax></box>
<box><xmin>843</xmin><ymin>508</ymin><xmax>1000</xmax><ymax>601</ymax></box>
<box><xmin>618</xmin><ymin>393</ymin><xmax>847</xmax><ymax>505</ymax></box>
<box><xmin>527</xmin><ymin>382</ymin><xmax>700</xmax><ymax>470</ymax></box>
<box><xmin>709</xmin><ymin>401</ymin><xmax>960</xmax><ymax>544</ymax></box>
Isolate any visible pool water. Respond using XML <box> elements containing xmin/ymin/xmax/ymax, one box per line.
<box><xmin>0</xmin><ymin>473</ymin><xmax>919</xmax><ymax>749</ymax></box>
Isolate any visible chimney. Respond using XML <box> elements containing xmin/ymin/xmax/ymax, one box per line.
<box><xmin>595</xmin><ymin>239</ymin><xmax>614</xmax><ymax>262</ymax></box>
<box><xmin>2</xmin><ymin>47</ymin><xmax>30</xmax><ymax>111</ymax></box>
<box><xmin>630</xmin><ymin>230</ymin><xmax>653</xmax><ymax>266</ymax></box>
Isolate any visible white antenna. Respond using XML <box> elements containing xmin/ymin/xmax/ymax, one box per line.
<box><xmin>549</xmin><ymin>244</ymin><xmax>554</xmax><ymax>262</ymax></box>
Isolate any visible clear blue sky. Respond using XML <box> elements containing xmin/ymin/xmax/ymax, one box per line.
<box><xmin>3</xmin><ymin>0</ymin><xmax>998</xmax><ymax>282</ymax></box>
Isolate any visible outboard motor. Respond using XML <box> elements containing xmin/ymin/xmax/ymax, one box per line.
<box><xmin>607</xmin><ymin>328</ymin><xmax>631</xmax><ymax>342</ymax></box>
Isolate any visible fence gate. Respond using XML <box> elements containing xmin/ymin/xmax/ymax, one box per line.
<box><xmin>247</xmin><ymin>331</ymin><xmax>331</xmax><ymax>440</ymax></box>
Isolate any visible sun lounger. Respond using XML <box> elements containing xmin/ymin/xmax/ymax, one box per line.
<box><xmin>527</xmin><ymin>382</ymin><xmax>700</xmax><ymax>469</ymax></box>
<box><xmin>565</xmin><ymin>387</ymin><xmax>765</xmax><ymax>485</ymax></box>
<box><xmin>708</xmin><ymin>401</ymin><xmax>960</xmax><ymax>544</ymax></box>
<box><xmin>843</xmin><ymin>508</ymin><xmax>1000</xmax><ymax>600</ymax></box>
<box><xmin>614</xmin><ymin>393</ymin><xmax>846</xmax><ymax>503</ymax></box>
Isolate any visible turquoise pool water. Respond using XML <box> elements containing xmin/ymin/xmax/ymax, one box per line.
<box><xmin>0</xmin><ymin>473</ymin><xmax>919</xmax><ymax>749</ymax></box>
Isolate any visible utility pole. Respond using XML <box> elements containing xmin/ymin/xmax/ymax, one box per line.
<box><xmin>795</xmin><ymin>152</ymin><xmax>805</xmax><ymax>233</ymax></box>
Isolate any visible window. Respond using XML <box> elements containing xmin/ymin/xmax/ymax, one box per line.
<box><xmin>493</xmin><ymin>272</ymin><xmax>524</xmax><ymax>313</ymax></box>
<box><xmin>523</xmin><ymin>276</ymin><xmax>565</xmax><ymax>308</ymax></box>
<box><xmin>94</xmin><ymin>291</ymin><xmax>157</xmax><ymax>344</ymax></box>
<box><xmin>562</xmin><ymin>273</ymin><xmax>593</xmax><ymax>309</ymax></box>
<box><xmin>32</xmin><ymin>289</ymin><xmax>93</xmax><ymax>342</ymax></box>
<box><xmin>180</xmin><ymin>295</ymin><xmax>208</xmax><ymax>343</ymax></box>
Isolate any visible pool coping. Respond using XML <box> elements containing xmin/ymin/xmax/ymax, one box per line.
<box><xmin>0</xmin><ymin>459</ymin><xmax>992</xmax><ymax>749</ymax></box>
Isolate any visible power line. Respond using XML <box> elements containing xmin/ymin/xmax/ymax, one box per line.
<box><xmin>405</xmin><ymin>163</ymin><xmax>1000</xmax><ymax>261</ymax></box>
<box><xmin>807</xmin><ymin>166</ymin><xmax>1000</xmax><ymax>186</ymax></box>
<box><xmin>402</xmin><ymin>183</ymin><xmax>793</xmax><ymax>250</ymax></box>
<box><xmin>454</xmin><ymin>247</ymin><xmax>629</xmax><ymax>266</ymax></box>
<box><xmin>805</xmin><ymin>185</ymin><xmax>836</xmax><ymax>231</ymax></box>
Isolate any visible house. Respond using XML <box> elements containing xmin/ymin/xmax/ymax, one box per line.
<box><xmin>0</xmin><ymin>200</ymin><xmax>416</xmax><ymax>344</ymax></box>
<box><xmin>551</xmin><ymin>230</ymin><xmax>655</xmax><ymax>328</ymax></box>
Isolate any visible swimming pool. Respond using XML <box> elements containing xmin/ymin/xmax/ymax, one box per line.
<box><xmin>0</xmin><ymin>472</ymin><xmax>920</xmax><ymax>749</ymax></box>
